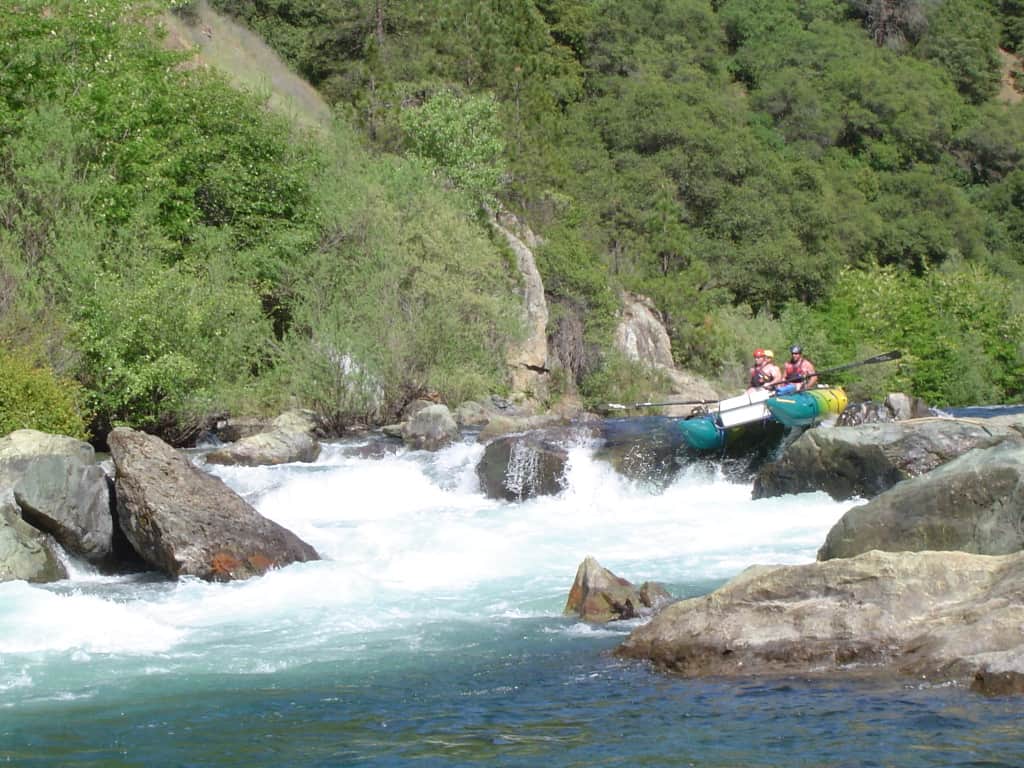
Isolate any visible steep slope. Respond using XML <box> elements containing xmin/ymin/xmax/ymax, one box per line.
<box><xmin>161</xmin><ymin>0</ymin><xmax>332</xmax><ymax>132</ymax></box>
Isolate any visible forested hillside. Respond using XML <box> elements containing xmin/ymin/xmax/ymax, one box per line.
<box><xmin>2</xmin><ymin>0</ymin><xmax>1023</xmax><ymax>444</ymax></box>
<box><xmin>1</xmin><ymin>0</ymin><xmax>524</xmax><ymax>443</ymax></box>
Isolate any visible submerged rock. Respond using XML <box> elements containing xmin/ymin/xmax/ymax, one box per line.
<box><xmin>476</xmin><ymin>425</ymin><xmax>599</xmax><ymax>500</ymax></box>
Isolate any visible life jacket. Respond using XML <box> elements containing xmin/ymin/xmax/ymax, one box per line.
<box><xmin>785</xmin><ymin>359</ymin><xmax>815</xmax><ymax>382</ymax></box>
<box><xmin>749</xmin><ymin>363</ymin><xmax>773</xmax><ymax>388</ymax></box>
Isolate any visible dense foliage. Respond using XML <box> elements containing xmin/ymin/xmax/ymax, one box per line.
<box><xmin>2</xmin><ymin>0</ymin><xmax>1022</xmax><ymax>445</ymax></box>
<box><xmin>208</xmin><ymin>0</ymin><xmax>1023</xmax><ymax>406</ymax></box>
<box><xmin>0</xmin><ymin>0</ymin><xmax>522</xmax><ymax>442</ymax></box>
<box><xmin>0</xmin><ymin>350</ymin><xmax>88</xmax><ymax>440</ymax></box>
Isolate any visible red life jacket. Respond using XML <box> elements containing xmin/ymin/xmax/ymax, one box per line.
<box><xmin>785</xmin><ymin>359</ymin><xmax>814</xmax><ymax>382</ymax></box>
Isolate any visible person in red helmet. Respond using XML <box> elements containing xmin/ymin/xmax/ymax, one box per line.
<box><xmin>747</xmin><ymin>349</ymin><xmax>782</xmax><ymax>393</ymax></box>
<box><xmin>783</xmin><ymin>345</ymin><xmax>817</xmax><ymax>391</ymax></box>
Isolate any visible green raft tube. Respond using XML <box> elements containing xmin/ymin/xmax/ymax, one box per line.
<box><xmin>765</xmin><ymin>386</ymin><xmax>848</xmax><ymax>428</ymax></box>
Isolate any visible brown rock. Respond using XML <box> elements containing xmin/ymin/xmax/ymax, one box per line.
<box><xmin>108</xmin><ymin>428</ymin><xmax>319</xmax><ymax>581</ymax></box>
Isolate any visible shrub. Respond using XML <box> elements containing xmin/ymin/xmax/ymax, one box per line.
<box><xmin>0</xmin><ymin>349</ymin><xmax>89</xmax><ymax>439</ymax></box>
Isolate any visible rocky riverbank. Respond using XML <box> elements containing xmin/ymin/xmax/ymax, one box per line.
<box><xmin>615</xmin><ymin>407</ymin><xmax>1024</xmax><ymax>695</ymax></box>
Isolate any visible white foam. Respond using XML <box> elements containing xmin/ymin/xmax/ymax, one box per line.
<box><xmin>0</xmin><ymin>437</ymin><xmax>851</xmax><ymax>686</ymax></box>
<box><xmin>0</xmin><ymin>581</ymin><xmax>185</xmax><ymax>654</ymax></box>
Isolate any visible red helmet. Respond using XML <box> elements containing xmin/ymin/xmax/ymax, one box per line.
<box><xmin>753</xmin><ymin>348</ymin><xmax>765</xmax><ymax>357</ymax></box>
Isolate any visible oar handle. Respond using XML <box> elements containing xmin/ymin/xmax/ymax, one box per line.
<box><xmin>791</xmin><ymin>350</ymin><xmax>902</xmax><ymax>382</ymax></box>
<box><xmin>605</xmin><ymin>399</ymin><xmax>712</xmax><ymax>410</ymax></box>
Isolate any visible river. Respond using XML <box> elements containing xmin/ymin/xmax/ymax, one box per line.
<box><xmin>2</xmin><ymin>427</ymin><xmax>1022</xmax><ymax>766</ymax></box>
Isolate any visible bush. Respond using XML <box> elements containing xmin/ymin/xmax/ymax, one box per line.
<box><xmin>578</xmin><ymin>351</ymin><xmax>672</xmax><ymax>413</ymax></box>
<box><xmin>0</xmin><ymin>349</ymin><xmax>89</xmax><ymax>439</ymax></box>
<box><xmin>400</xmin><ymin>90</ymin><xmax>506</xmax><ymax>209</ymax></box>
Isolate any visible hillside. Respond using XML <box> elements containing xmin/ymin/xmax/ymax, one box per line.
<box><xmin>160</xmin><ymin>1</ymin><xmax>332</xmax><ymax>132</ymax></box>
<box><xmin>1</xmin><ymin>0</ymin><xmax>1022</xmax><ymax>446</ymax></box>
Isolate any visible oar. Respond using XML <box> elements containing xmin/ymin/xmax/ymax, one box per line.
<box><xmin>604</xmin><ymin>397</ymin><xmax>713</xmax><ymax>411</ymax></box>
<box><xmin>789</xmin><ymin>349</ymin><xmax>902</xmax><ymax>383</ymax></box>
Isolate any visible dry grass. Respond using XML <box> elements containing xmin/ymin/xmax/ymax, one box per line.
<box><xmin>160</xmin><ymin>0</ymin><xmax>333</xmax><ymax>132</ymax></box>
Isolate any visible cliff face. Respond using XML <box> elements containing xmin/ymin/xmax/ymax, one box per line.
<box><xmin>490</xmin><ymin>210</ymin><xmax>550</xmax><ymax>404</ymax></box>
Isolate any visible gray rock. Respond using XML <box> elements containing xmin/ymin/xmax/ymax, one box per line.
<box><xmin>453</xmin><ymin>400</ymin><xmax>490</xmax><ymax>427</ymax></box>
<box><xmin>402</xmin><ymin>404</ymin><xmax>458</xmax><ymax>451</ymax></box>
<box><xmin>818</xmin><ymin>440</ymin><xmax>1024</xmax><ymax>560</ymax></box>
<box><xmin>477</xmin><ymin>413</ymin><xmax>571</xmax><ymax>442</ymax></box>
<box><xmin>271</xmin><ymin>409</ymin><xmax>322</xmax><ymax>436</ymax></box>
<box><xmin>0</xmin><ymin>492</ymin><xmax>67</xmax><ymax>583</ymax></box>
<box><xmin>617</xmin><ymin>549</ymin><xmax>1024</xmax><ymax>692</ymax></box>
<box><xmin>885</xmin><ymin>392</ymin><xmax>933</xmax><ymax>420</ymax></box>
<box><xmin>205</xmin><ymin>428</ymin><xmax>321</xmax><ymax>467</ymax></box>
<box><xmin>205</xmin><ymin>410</ymin><xmax>322</xmax><ymax>467</ymax></box>
<box><xmin>0</xmin><ymin>430</ymin><xmax>113</xmax><ymax>563</ymax></box>
<box><xmin>564</xmin><ymin>555</ymin><xmax>672</xmax><ymax>622</ymax></box>
<box><xmin>108</xmin><ymin>427</ymin><xmax>319</xmax><ymax>581</ymax></box>
<box><xmin>753</xmin><ymin>417</ymin><xmax>1018</xmax><ymax>501</ymax></box>
<box><xmin>615</xmin><ymin>292</ymin><xmax>675</xmax><ymax>369</ymax></box>
<box><xmin>476</xmin><ymin>426</ymin><xmax>599</xmax><ymax>500</ymax></box>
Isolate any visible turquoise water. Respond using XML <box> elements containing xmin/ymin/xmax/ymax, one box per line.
<box><xmin>2</xmin><ymin>434</ymin><xmax>1023</xmax><ymax>766</ymax></box>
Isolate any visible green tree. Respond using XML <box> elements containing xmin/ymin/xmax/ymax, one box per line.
<box><xmin>917</xmin><ymin>0</ymin><xmax>1002</xmax><ymax>103</ymax></box>
<box><xmin>400</xmin><ymin>89</ymin><xmax>507</xmax><ymax>208</ymax></box>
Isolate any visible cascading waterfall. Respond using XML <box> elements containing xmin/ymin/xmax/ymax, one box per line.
<box><xmin>503</xmin><ymin>439</ymin><xmax>543</xmax><ymax>501</ymax></box>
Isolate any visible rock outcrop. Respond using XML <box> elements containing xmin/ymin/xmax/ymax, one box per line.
<box><xmin>0</xmin><ymin>492</ymin><xmax>67</xmax><ymax>583</ymax></box>
<box><xmin>615</xmin><ymin>292</ymin><xmax>675</xmax><ymax>369</ymax></box>
<box><xmin>0</xmin><ymin>429</ymin><xmax>113</xmax><ymax>563</ymax></box>
<box><xmin>818</xmin><ymin>440</ymin><xmax>1024</xmax><ymax>560</ymax></box>
<box><xmin>205</xmin><ymin>410</ymin><xmax>322</xmax><ymax>466</ymax></box>
<box><xmin>491</xmin><ymin>209</ymin><xmax>550</xmax><ymax>403</ymax></box>
<box><xmin>753</xmin><ymin>417</ymin><xmax>1019</xmax><ymax>501</ymax></box>
<box><xmin>613</xmin><ymin>292</ymin><xmax>718</xmax><ymax>417</ymax></box>
<box><xmin>564</xmin><ymin>556</ymin><xmax>672</xmax><ymax>622</ymax></box>
<box><xmin>109</xmin><ymin>427</ymin><xmax>319</xmax><ymax>581</ymax></box>
<box><xmin>617</xmin><ymin>549</ymin><xmax>1024</xmax><ymax>692</ymax></box>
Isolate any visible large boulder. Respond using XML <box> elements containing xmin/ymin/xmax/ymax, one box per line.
<box><xmin>108</xmin><ymin>427</ymin><xmax>319</xmax><ymax>581</ymax></box>
<box><xmin>0</xmin><ymin>492</ymin><xmax>67</xmax><ymax>583</ymax></box>
<box><xmin>477</xmin><ymin>425</ymin><xmax>599</xmax><ymax>500</ymax></box>
<box><xmin>617</xmin><ymin>549</ymin><xmax>1024</xmax><ymax>693</ymax></box>
<box><xmin>615</xmin><ymin>292</ymin><xmax>675</xmax><ymax>369</ymax></box>
<box><xmin>818</xmin><ymin>441</ymin><xmax>1024</xmax><ymax>560</ymax></box>
<box><xmin>564</xmin><ymin>556</ymin><xmax>672</xmax><ymax>622</ymax></box>
<box><xmin>0</xmin><ymin>429</ymin><xmax>113</xmax><ymax>563</ymax></box>
<box><xmin>752</xmin><ymin>417</ymin><xmax>1019</xmax><ymax>501</ymax></box>
<box><xmin>613</xmin><ymin>292</ymin><xmax>718</xmax><ymax>418</ymax></box>
<box><xmin>402</xmin><ymin>404</ymin><xmax>459</xmax><ymax>451</ymax></box>
<box><xmin>205</xmin><ymin>410</ymin><xmax>322</xmax><ymax>467</ymax></box>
